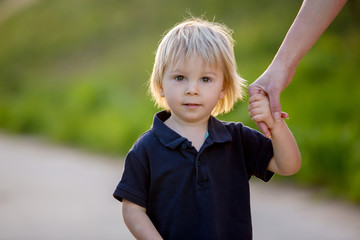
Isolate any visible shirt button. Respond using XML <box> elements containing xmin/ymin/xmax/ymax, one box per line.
<box><xmin>181</xmin><ymin>143</ymin><xmax>188</xmax><ymax>150</ymax></box>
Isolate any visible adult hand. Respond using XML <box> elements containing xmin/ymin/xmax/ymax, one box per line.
<box><xmin>248</xmin><ymin>0</ymin><xmax>346</xmax><ymax>136</ymax></box>
<box><xmin>248</xmin><ymin>61</ymin><xmax>293</xmax><ymax>136</ymax></box>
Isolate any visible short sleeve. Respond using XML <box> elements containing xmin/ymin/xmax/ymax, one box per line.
<box><xmin>113</xmin><ymin>150</ymin><xmax>149</xmax><ymax>208</ymax></box>
<box><xmin>241</xmin><ymin>126</ymin><xmax>274</xmax><ymax>182</ymax></box>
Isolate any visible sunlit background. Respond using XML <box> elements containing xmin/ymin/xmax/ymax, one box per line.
<box><xmin>0</xmin><ymin>0</ymin><xmax>360</xmax><ymax>238</ymax></box>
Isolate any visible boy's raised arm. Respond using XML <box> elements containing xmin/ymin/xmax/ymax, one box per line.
<box><xmin>266</xmin><ymin>118</ymin><xmax>301</xmax><ymax>176</ymax></box>
<box><xmin>249</xmin><ymin>93</ymin><xmax>301</xmax><ymax>176</ymax></box>
<box><xmin>122</xmin><ymin>199</ymin><xmax>163</xmax><ymax>240</ymax></box>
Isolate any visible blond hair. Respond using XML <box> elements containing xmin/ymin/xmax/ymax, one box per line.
<box><xmin>149</xmin><ymin>18</ymin><xmax>246</xmax><ymax>116</ymax></box>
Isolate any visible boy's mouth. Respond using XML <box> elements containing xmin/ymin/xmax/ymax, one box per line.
<box><xmin>183</xmin><ymin>103</ymin><xmax>201</xmax><ymax>106</ymax></box>
<box><xmin>183</xmin><ymin>103</ymin><xmax>202</xmax><ymax>110</ymax></box>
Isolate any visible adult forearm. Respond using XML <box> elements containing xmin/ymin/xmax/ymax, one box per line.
<box><xmin>273</xmin><ymin>0</ymin><xmax>347</xmax><ymax>70</ymax></box>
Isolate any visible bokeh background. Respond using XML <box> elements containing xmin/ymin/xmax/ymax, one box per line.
<box><xmin>0</xmin><ymin>0</ymin><xmax>359</xmax><ymax>203</ymax></box>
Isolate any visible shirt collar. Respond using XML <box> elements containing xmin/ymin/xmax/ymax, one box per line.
<box><xmin>208</xmin><ymin>115</ymin><xmax>232</xmax><ymax>143</ymax></box>
<box><xmin>151</xmin><ymin>111</ymin><xmax>232</xmax><ymax>150</ymax></box>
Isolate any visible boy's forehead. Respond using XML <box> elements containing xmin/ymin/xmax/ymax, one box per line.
<box><xmin>166</xmin><ymin>53</ymin><xmax>221</xmax><ymax>72</ymax></box>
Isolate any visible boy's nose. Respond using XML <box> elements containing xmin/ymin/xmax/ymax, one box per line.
<box><xmin>185</xmin><ymin>81</ymin><xmax>199</xmax><ymax>95</ymax></box>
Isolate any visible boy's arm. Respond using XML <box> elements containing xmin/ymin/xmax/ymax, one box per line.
<box><xmin>249</xmin><ymin>93</ymin><xmax>301</xmax><ymax>176</ymax></box>
<box><xmin>122</xmin><ymin>199</ymin><xmax>163</xmax><ymax>240</ymax></box>
<box><xmin>266</xmin><ymin>118</ymin><xmax>301</xmax><ymax>176</ymax></box>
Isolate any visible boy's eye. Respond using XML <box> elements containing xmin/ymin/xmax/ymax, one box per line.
<box><xmin>201</xmin><ymin>77</ymin><xmax>211</xmax><ymax>83</ymax></box>
<box><xmin>175</xmin><ymin>76</ymin><xmax>185</xmax><ymax>81</ymax></box>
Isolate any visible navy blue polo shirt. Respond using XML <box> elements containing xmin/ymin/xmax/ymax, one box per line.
<box><xmin>113</xmin><ymin>111</ymin><xmax>274</xmax><ymax>240</ymax></box>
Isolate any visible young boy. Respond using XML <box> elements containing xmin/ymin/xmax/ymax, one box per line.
<box><xmin>113</xmin><ymin>18</ymin><xmax>301</xmax><ymax>239</ymax></box>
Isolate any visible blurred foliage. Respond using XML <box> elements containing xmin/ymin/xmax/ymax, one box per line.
<box><xmin>0</xmin><ymin>0</ymin><xmax>359</xmax><ymax>202</ymax></box>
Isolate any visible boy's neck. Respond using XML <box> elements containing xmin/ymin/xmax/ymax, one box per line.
<box><xmin>164</xmin><ymin>114</ymin><xmax>209</xmax><ymax>151</ymax></box>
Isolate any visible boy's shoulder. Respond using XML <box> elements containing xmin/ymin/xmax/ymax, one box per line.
<box><xmin>210</xmin><ymin>116</ymin><xmax>251</xmax><ymax>134</ymax></box>
<box><xmin>129</xmin><ymin>129</ymin><xmax>156</xmax><ymax>152</ymax></box>
<box><xmin>124</xmin><ymin>129</ymin><xmax>162</xmax><ymax>165</ymax></box>
<box><xmin>210</xmin><ymin>116</ymin><xmax>267</xmax><ymax>143</ymax></box>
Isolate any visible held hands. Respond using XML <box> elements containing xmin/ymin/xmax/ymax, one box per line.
<box><xmin>248</xmin><ymin>61</ymin><xmax>292</xmax><ymax>136</ymax></box>
<box><xmin>249</xmin><ymin>91</ymin><xmax>302</xmax><ymax>176</ymax></box>
<box><xmin>248</xmin><ymin>91</ymin><xmax>278</xmax><ymax>138</ymax></box>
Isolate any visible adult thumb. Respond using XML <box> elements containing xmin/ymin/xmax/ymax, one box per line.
<box><xmin>268</xmin><ymin>90</ymin><xmax>282</xmax><ymax>122</ymax></box>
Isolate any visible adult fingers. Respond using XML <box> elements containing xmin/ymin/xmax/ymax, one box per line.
<box><xmin>281</xmin><ymin>112</ymin><xmax>289</xmax><ymax>119</ymax></box>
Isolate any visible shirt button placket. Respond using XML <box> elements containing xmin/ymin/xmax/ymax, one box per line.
<box><xmin>181</xmin><ymin>143</ymin><xmax>188</xmax><ymax>150</ymax></box>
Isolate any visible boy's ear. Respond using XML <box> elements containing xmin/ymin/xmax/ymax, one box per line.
<box><xmin>219</xmin><ymin>86</ymin><xmax>226</xmax><ymax>99</ymax></box>
<box><xmin>160</xmin><ymin>87</ymin><xmax>165</xmax><ymax>97</ymax></box>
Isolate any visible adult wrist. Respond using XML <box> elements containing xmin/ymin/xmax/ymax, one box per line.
<box><xmin>270</xmin><ymin>57</ymin><xmax>297</xmax><ymax>75</ymax></box>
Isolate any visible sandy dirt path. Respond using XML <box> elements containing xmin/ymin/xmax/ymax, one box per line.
<box><xmin>0</xmin><ymin>133</ymin><xmax>359</xmax><ymax>239</ymax></box>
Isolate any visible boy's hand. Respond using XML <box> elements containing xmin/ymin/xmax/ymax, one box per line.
<box><xmin>248</xmin><ymin>92</ymin><xmax>275</xmax><ymax>138</ymax></box>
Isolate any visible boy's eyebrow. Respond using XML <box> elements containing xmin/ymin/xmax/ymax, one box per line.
<box><xmin>168</xmin><ymin>69</ymin><xmax>219</xmax><ymax>76</ymax></box>
<box><xmin>203</xmin><ymin>71</ymin><xmax>218</xmax><ymax>76</ymax></box>
<box><xmin>169</xmin><ymin>68</ymin><xmax>184</xmax><ymax>73</ymax></box>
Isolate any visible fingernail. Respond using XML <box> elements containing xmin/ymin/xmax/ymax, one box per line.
<box><xmin>274</xmin><ymin>112</ymin><xmax>281</xmax><ymax>122</ymax></box>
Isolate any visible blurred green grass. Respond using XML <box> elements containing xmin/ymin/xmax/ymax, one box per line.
<box><xmin>0</xmin><ymin>0</ymin><xmax>359</xmax><ymax>202</ymax></box>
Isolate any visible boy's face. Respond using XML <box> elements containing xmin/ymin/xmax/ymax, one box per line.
<box><xmin>161</xmin><ymin>55</ymin><xmax>226</xmax><ymax>123</ymax></box>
